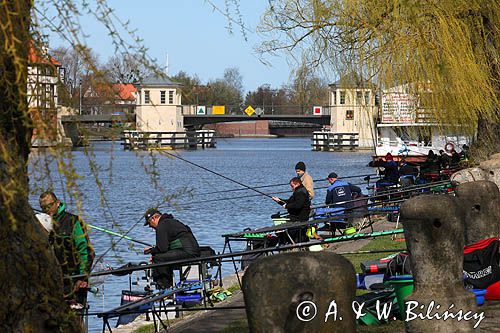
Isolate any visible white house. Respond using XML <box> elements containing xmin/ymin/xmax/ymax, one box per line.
<box><xmin>328</xmin><ymin>73</ymin><xmax>378</xmax><ymax>149</ymax></box>
<box><xmin>135</xmin><ymin>75</ymin><xmax>184</xmax><ymax>133</ymax></box>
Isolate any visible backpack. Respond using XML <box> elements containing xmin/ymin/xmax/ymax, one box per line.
<box><xmin>384</xmin><ymin>252</ymin><xmax>412</xmax><ymax>280</ymax></box>
<box><xmin>463</xmin><ymin>237</ymin><xmax>500</xmax><ymax>289</ymax></box>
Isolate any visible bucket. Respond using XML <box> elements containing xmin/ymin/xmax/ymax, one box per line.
<box><xmin>385</xmin><ymin>275</ymin><xmax>414</xmax><ymax>319</ymax></box>
<box><xmin>471</xmin><ymin>289</ymin><xmax>487</xmax><ymax>306</ymax></box>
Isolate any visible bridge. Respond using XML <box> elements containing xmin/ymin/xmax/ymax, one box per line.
<box><xmin>60</xmin><ymin>113</ymin><xmax>330</xmax><ymax>126</ymax></box>
<box><xmin>59</xmin><ymin>113</ymin><xmax>331</xmax><ymax>146</ymax></box>
<box><xmin>182</xmin><ymin>114</ymin><xmax>329</xmax><ymax>127</ymax></box>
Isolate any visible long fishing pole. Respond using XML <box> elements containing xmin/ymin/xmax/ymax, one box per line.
<box><xmin>158</xmin><ymin>150</ymin><xmax>274</xmax><ymax>198</ymax></box>
<box><xmin>195</xmin><ymin>173</ymin><xmax>378</xmax><ymax>197</ymax></box>
<box><xmin>175</xmin><ymin>179</ymin><xmax>371</xmax><ymax>208</ymax></box>
<box><xmin>70</xmin><ymin>228</ymin><xmax>405</xmax><ymax>279</ymax></box>
<box><xmin>87</xmin><ymin>224</ymin><xmax>153</xmax><ymax>247</ymax></box>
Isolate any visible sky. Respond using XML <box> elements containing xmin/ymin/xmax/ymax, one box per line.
<box><xmin>42</xmin><ymin>0</ymin><xmax>299</xmax><ymax>94</ymax></box>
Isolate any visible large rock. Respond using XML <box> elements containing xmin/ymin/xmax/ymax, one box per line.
<box><xmin>480</xmin><ymin>159</ymin><xmax>500</xmax><ymax>189</ymax></box>
<box><xmin>450</xmin><ymin>167</ymin><xmax>486</xmax><ymax>184</ymax></box>
<box><xmin>400</xmin><ymin>195</ymin><xmax>478</xmax><ymax>332</ymax></box>
<box><xmin>455</xmin><ymin>181</ymin><xmax>500</xmax><ymax>244</ymax></box>
<box><xmin>242</xmin><ymin>252</ymin><xmax>356</xmax><ymax>333</ymax></box>
<box><xmin>489</xmin><ymin>153</ymin><xmax>500</xmax><ymax>160</ymax></box>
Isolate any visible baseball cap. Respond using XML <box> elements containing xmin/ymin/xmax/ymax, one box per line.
<box><xmin>144</xmin><ymin>208</ymin><xmax>160</xmax><ymax>226</ymax></box>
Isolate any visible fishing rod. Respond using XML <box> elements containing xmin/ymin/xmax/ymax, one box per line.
<box><xmin>70</xmin><ymin>228</ymin><xmax>405</xmax><ymax>279</ymax></box>
<box><xmin>158</xmin><ymin>150</ymin><xmax>274</xmax><ymax>199</ymax></box>
<box><xmin>195</xmin><ymin>173</ymin><xmax>378</xmax><ymax>197</ymax></box>
<box><xmin>87</xmin><ymin>224</ymin><xmax>153</xmax><ymax>247</ymax></box>
<box><xmin>175</xmin><ymin>179</ymin><xmax>372</xmax><ymax>208</ymax></box>
<box><xmin>31</xmin><ymin>206</ymin><xmax>153</xmax><ymax>247</ymax></box>
<box><xmin>311</xmin><ymin>179</ymin><xmax>453</xmax><ymax>210</ymax></box>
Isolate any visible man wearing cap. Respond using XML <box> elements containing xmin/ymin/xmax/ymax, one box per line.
<box><xmin>143</xmin><ymin>208</ymin><xmax>200</xmax><ymax>289</ymax></box>
<box><xmin>295</xmin><ymin>161</ymin><xmax>314</xmax><ymax>200</ymax></box>
<box><xmin>325</xmin><ymin>172</ymin><xmax>360</xmax><ymax>209</ymax></box>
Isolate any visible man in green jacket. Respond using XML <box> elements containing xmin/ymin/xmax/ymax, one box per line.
<box><xmin>39</xmin><ymin>191</ymin><xmax>94</xmax><ymax>307</ymax></box>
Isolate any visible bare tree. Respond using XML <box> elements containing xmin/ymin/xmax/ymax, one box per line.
<box><xmin>104</xmin><ymin>53</ymin><xmax>152</xmax><ymax>84</ymax></box>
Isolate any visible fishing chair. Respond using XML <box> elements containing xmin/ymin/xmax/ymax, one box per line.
<box><xmin>171</xmin><ymin>246</ymin><xmax>219</xmax><ymax>308</ymax></box>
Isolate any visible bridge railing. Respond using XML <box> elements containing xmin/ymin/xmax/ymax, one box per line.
<box><xmin>122</xmin><ymin>130</ymin><xmax>215</xmax><ymax>150</ymax></box>
<box><xmin>180</xmin><ymin>105</ymin><xmax>332</xmax><ymax>116</ymax></box>
<box><xmin>311</xmin><ymin>131</ymin><xmax>359</xmax><ymax>151</ymax></box>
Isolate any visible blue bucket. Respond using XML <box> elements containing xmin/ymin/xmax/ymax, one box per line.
<box><xmin>471</xmin><ymin>289</ymin><xmax>487</xmax><ymax>306</ymax></box>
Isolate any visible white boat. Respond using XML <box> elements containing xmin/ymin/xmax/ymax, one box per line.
<box><xmin>373</xmin><ymin>124</ymin><xmax>469</xmax><ymax>163</ymax></box>
<box><xmin>373</xmin><ymin>88</ymin><xmax>470</xmax><ymax>163</ymax></box>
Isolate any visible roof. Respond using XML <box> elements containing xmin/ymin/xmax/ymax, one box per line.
<box><xmin>28</xmin><ymin>45</ymin><xmax>61</xmax><ymax>66</ymax></box>
<box><xmin>112</xmin><ymin>84</ymin><xmax>137</xmax><ymax>101</ymax></box>
<box><xmin>138</xmin><ymin>74</ymin><xmax>181</xmax><ymax>87</ymax></box>
<box><xmin>329</xmin><ymin>72</ymin><xmax>374</xmax><ymax>89</ymax></box>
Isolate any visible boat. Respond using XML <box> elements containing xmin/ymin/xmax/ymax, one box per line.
<box><xmin>372</xmin><ymin>88</ymin><xmax>470</xmax><ymax>163</ymax></box>
<box><xmin>373</xmin><ymin>124</ymin><xmax>469</xmax><ymax>164</ymax></box>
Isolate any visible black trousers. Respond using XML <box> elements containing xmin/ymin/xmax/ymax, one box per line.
<box><xmin>152</xmin><ymin>250</ymin><xmax>196</xmax><ymax>289</ymax></box>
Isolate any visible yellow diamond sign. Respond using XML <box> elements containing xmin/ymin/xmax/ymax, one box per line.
<box><xmin>244</xmin><ymin>105</ymin><xmax>255</xmax><ymax>116</ymax></box>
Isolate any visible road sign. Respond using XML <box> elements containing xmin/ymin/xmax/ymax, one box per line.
<box><xmin>254</xmin><ymin>107</ymin><xmax>264</xmax><ymax>116</ymax></box>
<box><xmin>313</xmin><ymin>106</ymin><xmax>323</xmax><ymax>115</ymax></box>
<box><xmin>244</xmin><ymin>105</ymin><xmax>255</xmax><ymax>116</ymax></box>
<box><xmin>197</xmin><ymin>106</ymin><xmax>206</xmax><ymax>115</ymax></box>
<box><xmin>213</xmin><ymin>105</ymin><xmax>225</xmax><ymax>115</ymax></box>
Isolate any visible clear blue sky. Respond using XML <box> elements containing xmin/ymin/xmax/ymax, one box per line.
<box><xmin>44</xmin><ymin>0</ymin><xmax>297</xmax><ymax>93</ymax></box>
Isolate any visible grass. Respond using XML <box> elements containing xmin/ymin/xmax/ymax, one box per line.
<box><xmin>343</xmin><ymin>235</ymin><xmax>407</xmax><ymax>274</ymax></box>
<box><xmin>226</xmin><ymin>283</ymin><xmax>241</xmax><ymax>294</ymax></box>
<box><xmin>132</xmin><ymin>324</ymin><xmax>155</xmax><ymax>333</ymax></box>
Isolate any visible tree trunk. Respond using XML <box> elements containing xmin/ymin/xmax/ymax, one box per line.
<box><xmin>472</xmin><ymin>9</ymin><xmax>500</xmax><ymax>160</ymax></box>
<box><xmin>0</xmin><ymin>1</ymin><xmax>81</xmax><ymax>332</ymax></box>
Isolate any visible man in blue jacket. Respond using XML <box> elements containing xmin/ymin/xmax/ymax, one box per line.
<box><xmin>325</xmin><ymin>172</ymin><xmax>361</xmax><ymax>209</ymax></box>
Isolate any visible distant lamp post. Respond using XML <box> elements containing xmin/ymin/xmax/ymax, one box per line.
<box><xmin>79</xmin><ymin>78</ymin><xmax>82</xmax><ymax>115</ymax></box>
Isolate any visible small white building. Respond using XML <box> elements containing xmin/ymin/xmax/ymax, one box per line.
<box><xmin>328</xmin><ymin>73</ymin><xmax>377</xmax><ymax>149</ymax></box>
<box><xmin>135</xmin><ymin>75</ymin><xmax>183</xmax><ymax>133</ymax></box>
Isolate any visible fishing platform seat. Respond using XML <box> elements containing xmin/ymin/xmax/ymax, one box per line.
<box><xmin>170</xmin><ymin>246</ymin><xmax>220</xmax><ymax>307</ymax></box>
<box><xmin>96</xmin><ymin>286</ymin><xmax>189</xmax><ymax>333</ymax></box>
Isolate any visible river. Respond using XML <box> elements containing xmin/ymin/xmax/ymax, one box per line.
<box><xmin>29</xmin><ymin>137</ymin><xmax>373</xmax><ymax>332</ymax></box>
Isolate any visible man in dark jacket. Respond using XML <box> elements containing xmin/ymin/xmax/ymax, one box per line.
<box><xmin>143</xmin><ymin>208</ymin><xmax>200</xmax><ymax>289</ymax></box>
<box><xmin>272</xmin><ymin>177</ymin><xmax>311</xmax><ymax>221</ymax></box>
<box><xmin>39</xmin><ymin>191</ymin><xmax>94</xmax><ymax>307</ymax></box>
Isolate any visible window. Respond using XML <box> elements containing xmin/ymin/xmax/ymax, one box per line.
<box><xmin>168</xmin><ymin>91</ymin><xmax>174</xmax><ymax>104</ymax></box>
<box><xmin>144</xmin><ymin>90</ymin><xmax>150</xmax><ymax>104</ymax></box>
<box><xmin>340</xmin><ymin>91</ymin><xmax>345</xmax><ymax>105</ymax></box>
<box><xmin>346</xmin><ymin>110</ymin><xmax>354</xmax><ymax>120</ymax></box>
<box><xmin>364</xmin><ymin>91</ymin><xmax>370</xmax><ymax>105</ymax></box>
<box><xmin>160</xmin><ymin>90</ymin><xmax>166</xmax><ymax>104</ymax></box>
<box><xmin>356</xmin><ymin>91</ymin><xmax>362</xmax><ymax>105</ymax></box>
<box><xmin>332</xmin><ymin>91</ymin><xmax>336</xmax><ymax>105</ymax></box>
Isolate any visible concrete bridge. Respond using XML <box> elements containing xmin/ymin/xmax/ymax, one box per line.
<box><xmin>60</xmin><ymin>113</ymin><xmax>329</xmax><ymax>126</ymax></box>
<box><xmin>60</xmin><ymin>113</ymin><xmax>330</xmax><ymax>146</ymax></box>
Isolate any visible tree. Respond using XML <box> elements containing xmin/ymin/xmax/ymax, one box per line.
<box><xmin>258</xmin><ymin>0</ymin><xmax>500</xmax><ymax>158</ymax></box>
<box><xmin>104</xmin><ymin>53</ymin><xmax>152</xmax><ymax>84</ymax></box>
<box><xmin>0</xmin><ymin>2</ymin><xmax>81</xmax><ymax>332</ymax></box>
<box><xmin>171</xmin><ymin>71</ymin><xmax>204</xmax><ymax>105</ymax></box>
<box><xmin>289</xmin><ymin>63</ymin><xmax>329</xmax><ymax>114</ymax></box>
<box><xmin>1</xmin><ymin>0</ymin><xmax>167</xmax><ymax>330</ymax></box>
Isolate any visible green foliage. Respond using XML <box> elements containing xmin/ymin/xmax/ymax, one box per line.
<box><xmin>259</xmin><ymin>0</ymin><xmax>500</xmax><ymax>156</ymax></box>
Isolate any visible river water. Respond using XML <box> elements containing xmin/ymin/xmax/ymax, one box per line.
<box><xmin>29</xmin><ymin>137</ymin><xmax>373</xmax><ymax>332</ymax></box>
